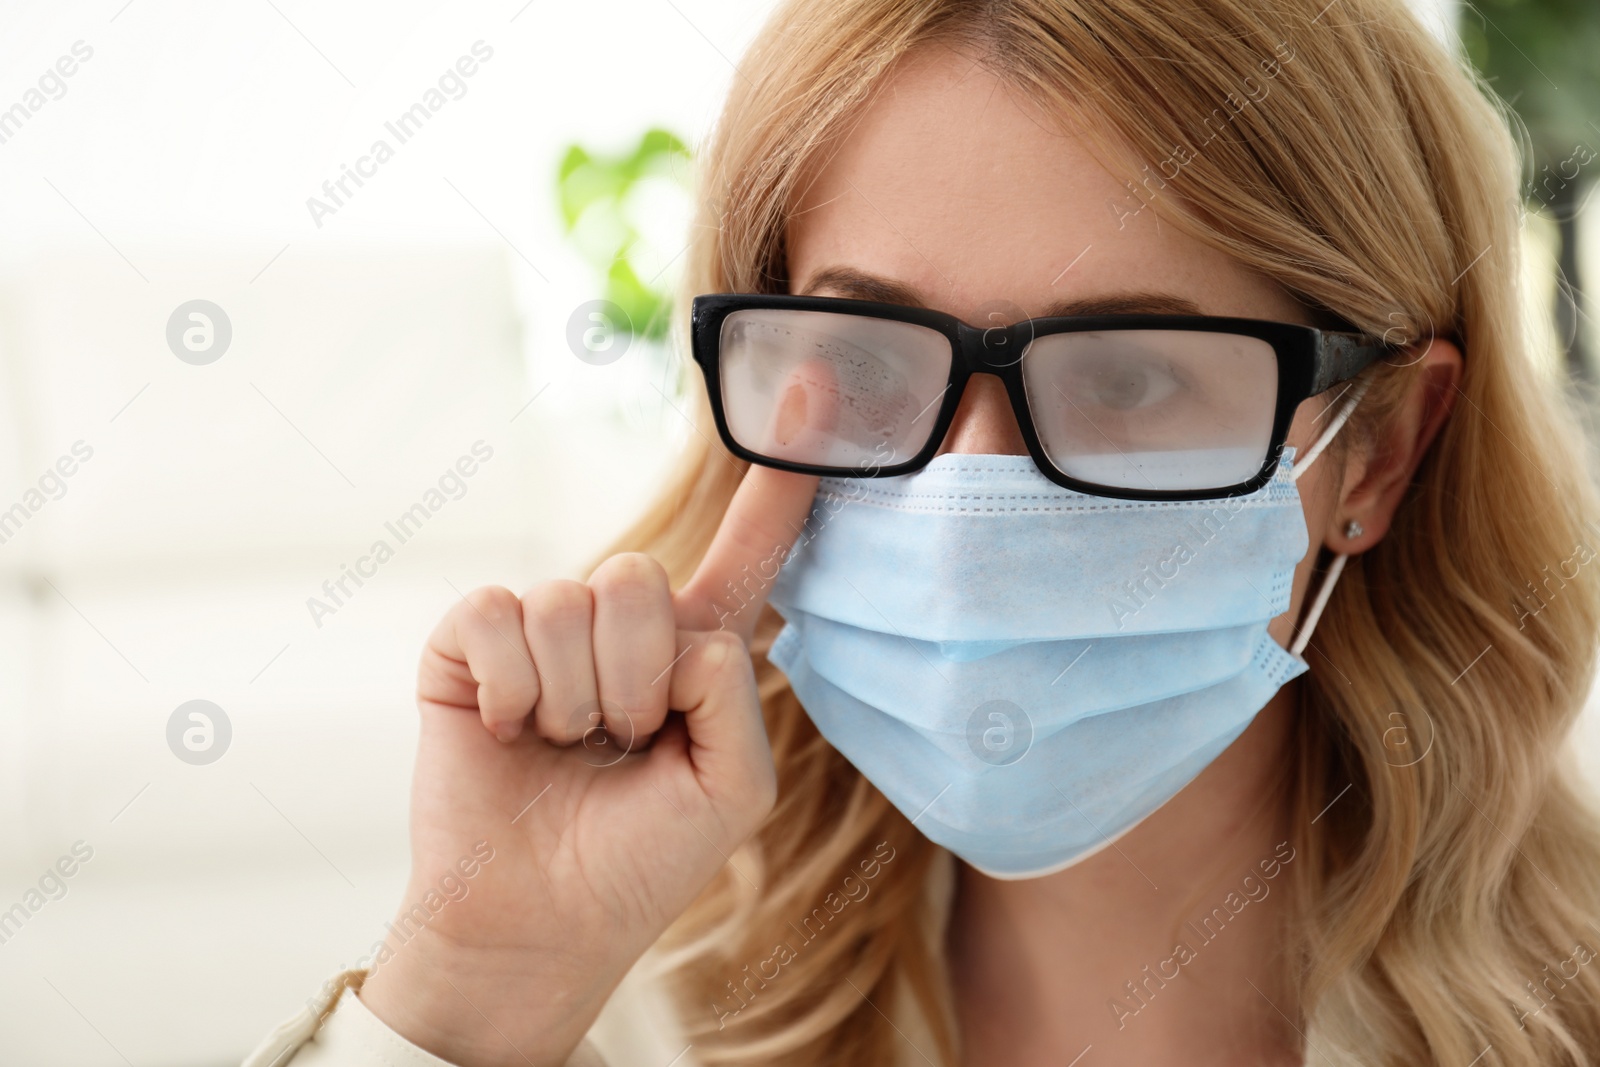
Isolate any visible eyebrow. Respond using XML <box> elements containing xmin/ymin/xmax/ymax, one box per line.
<box><xmin>796</xmin><ymin>265</ymin><xmax>1206</xmax><ymax>319</ymax></box>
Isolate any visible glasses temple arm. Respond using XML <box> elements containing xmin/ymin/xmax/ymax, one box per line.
<box><xmin>1310</xmin><ymin>332</ymin><xmax>1390</xmax><ymax>396</ymax></box>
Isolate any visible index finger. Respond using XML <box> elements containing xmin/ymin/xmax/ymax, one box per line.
<box><xmin>674</xmin><ymin>462</ymin><xmax>820</xmax><ymax>642</ymax></box>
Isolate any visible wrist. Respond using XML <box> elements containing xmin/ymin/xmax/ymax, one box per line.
<box><xmin>357</xmin><ymin>923</ymin><xmax>609</xmax><ymax>1067</ymax></box>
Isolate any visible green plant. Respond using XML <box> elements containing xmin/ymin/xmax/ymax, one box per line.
<box><xmin>1461</xmin><ymin>0</ymin><xmax>1600</xmax><ymax>377</ymax></box>
<box><xmin>556</xmin><ymin>128</ymin><xmax>693</xmax><ymax>347</ymax></box>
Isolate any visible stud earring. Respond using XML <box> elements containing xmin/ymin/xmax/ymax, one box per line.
<box><xmin>1345</xmin><ymin>520</ymin><xmax>1364</xmax><ymax>540</ymax></box>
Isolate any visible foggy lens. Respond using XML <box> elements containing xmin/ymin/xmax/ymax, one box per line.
<box><xmin>719</xmin><ymin>309</ymin><xmax>952</xmax><ymax>469</ymax></box>
<box><xmin>1021</xmin><ymin>329</ymin><xmax>1277</xmax><ymax>491</ymax></box>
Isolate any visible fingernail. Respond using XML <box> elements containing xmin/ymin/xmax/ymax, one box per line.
<box><xmin>493</xmin><ymin>720</ymin><xmax>523</xmax><ymax>743</ymax></box>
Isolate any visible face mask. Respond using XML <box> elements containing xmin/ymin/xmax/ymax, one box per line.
<box><xmin>765</xmin><ymin>388</ymin><xmax>1363</xmax><ymax>879</ymax></box>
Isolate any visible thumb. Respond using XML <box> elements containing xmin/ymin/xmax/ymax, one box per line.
<box><xmin>675</xmin><ymin>463</ymin><xmax>820</xmax><ymax>642</ymax></box>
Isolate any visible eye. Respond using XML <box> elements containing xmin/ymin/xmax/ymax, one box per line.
<box><xmin>1076</xmin><ymin>356</ymin><xmax>1183</xmax><ymax>410</ymax></box>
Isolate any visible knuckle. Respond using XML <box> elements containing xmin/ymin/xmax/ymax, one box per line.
<box><xmin>463</xmin><ymin>585</ymin><xmax>520</xmax><ymax>627</ymax></box>
<box><xmin>589</xmin><ymin>552</ymin><xmax>669</xmax><ymax>603</ymax></box>
<box><xmin>523</xmin><ymin>579</ymin><xmax>593</xmax><ymax>630</ymax></box>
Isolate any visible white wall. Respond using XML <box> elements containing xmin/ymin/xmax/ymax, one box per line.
<box><xmin>0</xmin><ymin>1</ymin><xmax>772</xmax><ymax>1063</ymax></box>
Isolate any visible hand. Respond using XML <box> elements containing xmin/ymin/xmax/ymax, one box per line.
<box><xmin>358</xmin><ymin>463</ymin><xmax>820</xmax><ymax>1067</ymax></box>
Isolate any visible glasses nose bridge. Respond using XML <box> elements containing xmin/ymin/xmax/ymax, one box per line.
<box><xmin>940</xmin><ymin>319</ymin><xmax>1030</xmax><ymax>457</ymax></box>
<box><xmin>954</xmin><ymin>319</ymin><xmax>1027</xmax><ymax>375</ymax></box>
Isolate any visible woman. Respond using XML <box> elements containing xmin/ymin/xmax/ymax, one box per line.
<box><xmin>245</xmin><ymin>0</ymin><xmax>1600</xmax><ymax>1063</ymax></box>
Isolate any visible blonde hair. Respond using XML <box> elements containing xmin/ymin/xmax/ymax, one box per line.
<box><xmin>589</xmin><ymin>0</ymin><xmax>1600</xmax><ymax>1062</ymax></box>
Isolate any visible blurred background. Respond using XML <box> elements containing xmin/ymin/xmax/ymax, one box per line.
<box><xmin>0</xmin><ymin>0</ymin><xmax>1593</xmax><ymax>1063</ymax></box>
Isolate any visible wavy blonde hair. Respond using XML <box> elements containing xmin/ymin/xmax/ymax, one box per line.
<box><xmin>587</xmin><ymin>0</ymin><xmax>1600</xmax><ymax>1062</ymax></box>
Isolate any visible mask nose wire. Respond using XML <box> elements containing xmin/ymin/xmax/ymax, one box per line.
<box><xmin>1286</xmin><ymin>375</ymin><xmax>1372</xmax><ymax>658</ymax></box>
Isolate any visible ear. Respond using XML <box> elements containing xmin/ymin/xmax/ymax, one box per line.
<box><xmin>1329</xmin><ymin>338</ymin><xmax>1462</xmax><ymax>553</ymax></box>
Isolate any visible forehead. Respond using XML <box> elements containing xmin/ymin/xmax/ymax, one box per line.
<box><xmin>785</xmin><ymin>44</ymin><xmax>1306</xmax><ymax>326</ymax></box>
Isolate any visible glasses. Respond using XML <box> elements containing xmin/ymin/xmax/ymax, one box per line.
<box><xmin>689</xmin><ymin>293</ymin><xmax>1393</xmax><ymax>501</ymax></box>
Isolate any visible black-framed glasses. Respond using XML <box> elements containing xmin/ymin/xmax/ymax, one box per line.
<box><xmin>689</xmin><ymin>293</ymin><xmax>1394</xmax><ymax>501</ymax></box>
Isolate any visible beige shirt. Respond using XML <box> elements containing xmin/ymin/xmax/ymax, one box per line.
<box><xmin>242</xmin><ymin>850</ymin><xmax>957</xmax><ymax>1067</ymax></box>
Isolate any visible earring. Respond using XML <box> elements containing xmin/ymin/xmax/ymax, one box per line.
<box><xmin>1345</xmin><ymin>520</ymin><xmax>1364</xmax><ymax>540</ymax></box>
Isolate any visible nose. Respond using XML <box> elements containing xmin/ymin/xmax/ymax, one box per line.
<box><xmin>933</xmin><ymin>373</ymin><xmax>1029</xmax><ymax>457</ymax></box>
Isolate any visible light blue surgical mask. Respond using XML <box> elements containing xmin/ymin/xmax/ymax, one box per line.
<box><xmin>766</xmin><ymin>391</ymin><xmax>1361</xmax><ymax>879</ymax></box>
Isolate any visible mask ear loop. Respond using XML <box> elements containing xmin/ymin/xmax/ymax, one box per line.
<box><xmin>1289</xmin><ymin>554</ymin><xmax>1347</xmax><ymax>658</ymax></box>
<box><xmin>1290</xmin><ymin>377</ymin><xmax>1371</xmax><ymax>481</ymax></box>
<box><xmin>1286</xmin><ymin>376</ymin><xmax>1371</xmax><ymax>659</ymax></box>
